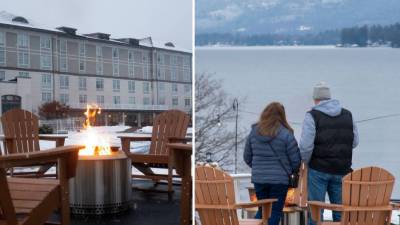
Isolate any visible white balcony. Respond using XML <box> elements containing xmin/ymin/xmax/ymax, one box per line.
<box><xmin>69</xmin><ymin>103</ymin><xmax>169</xmax><ymax>111</ymax></box>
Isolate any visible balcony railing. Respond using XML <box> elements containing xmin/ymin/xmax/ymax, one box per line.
<box><xmin>69</xmin><ymin>103</ymin><xmax>169</xmax><ymax>111</ymax></box>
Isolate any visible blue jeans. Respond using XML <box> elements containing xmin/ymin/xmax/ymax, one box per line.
<box><xmin>254</xmin><ymin>183</ymin><xmax>288</xmax><ymax>225</ymax></box>
<box><xmin>308</xmin><ymin>168</ymin><xmax>344</xmax><ymax>225</ymax></box>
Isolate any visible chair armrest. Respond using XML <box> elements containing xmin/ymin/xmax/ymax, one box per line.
<box><xmin>118</xmin><ymin>136</ymin><xmax>152</xmax><ymax>142</ymax></box>
<box><xmin>0</xmin><ymin>145</ymin><xmax>83</xmax><ymax>165</ymax></box>
<box><xmin>308</xmin><ymin>201</ymin><xmax>344</xmax><ymax>211</ymax></box>
<box><xmin>39</xmin><ymin>135</ymin><xmax>67</xmax><ymax>147</ymax></box>
<box><xmin>168</xmin><ymin>136</ymin><xmax>192</xmax><ymax>143</ymax></box>
<box><xmin>235</xmin><ymin>199</ymin><xmax>277</xmax><ymax>209</ymax></box>
<box><xmin>391</xmin><ymin>202</ymin><xmax>400</xmax><ymax>210</ymax></box>
<box><xmin>308</xmin><ymin>201</ymin><xmax>343</xmax><ymax>223</ymax></box>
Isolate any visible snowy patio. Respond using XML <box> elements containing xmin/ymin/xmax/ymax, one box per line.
<box><xmin>0</xmin><ymin>125</ymin><xmax>192</xmax><ymax>225</ymax></box>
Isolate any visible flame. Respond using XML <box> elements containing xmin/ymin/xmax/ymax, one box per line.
<box><xmin>78</xmin><ymin>104</ymin><xmax>112</xmax><ymax>156</ymax></box>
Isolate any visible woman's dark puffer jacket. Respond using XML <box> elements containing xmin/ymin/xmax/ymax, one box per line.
<box><xmin>243</xmin><ymin>124</ymin><xmax>301</xmax><ymax>185</ymax></box>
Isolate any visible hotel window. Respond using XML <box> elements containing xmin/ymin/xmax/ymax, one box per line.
<box><xmin>79</xmin><ymin>43</ymin><xmax>85</xmax><ymax>72</ymax></box>
<box><xmin>143</xmin><ymin>97</ymin><xmax>150</xmax><ymax>105</ymax></box>
<box><xmin>60</xmin><ymin>75</ymin><xmax>69</xmax><ymax>89</ymax></box>
<box><xmin>172</xmin><ymin>55</ymin><xmax>178</xmax><ymax>65</ymax></box>
<box><xmin>184</xmin><ymin>70</ymin><xmax>191</xmax><ymax>81</ymax></box>
<box><xmin>79</xmin><ymin>77</ymin><xmax>87</xmax><ymax>90</ymax></box>
<box><xmin>59</xmin><ymin>40</ymin><xmax>67</xmax><ymax>72</ymax></box>
<box><xmin>0</xmin><ymin>32</ymin><xmax>5</xmax><ymax>65</ymax></box>
<box><xmin>40</xmin><ymin>36</ymin><xmax>51</xmax><ymax>50</ymax></box>
<box><xmin>157</xmin><ymin>54</ymin><xmax>164</xmax><ymax>64</ymax></box>
<box><xmin>157</xmin><ymin>68</ymin><xmax>165</xmax><ymax>80</ymax></box>
<box><xmin>41</xmin><ymin>74</ymin><xmax>52</xmax><ymax>89</ymax></box>
<box><xmin>185</xmin><ymin>98</ymin><xmax>191</xmax><ymax>107</ymax></box>
<box><xmin>158</xmin><ymin>96</ymin><xmax>166</xmax><ymax>105</ymax></box>
<box><xmin>171</xmin><ymin>69</ymin><xmax>177</xmax><ymax>81</ymax></box>
<box><xmin>112</xmin><ymin>48</ymin><xmax>119</xmax><ymax>76</ymax></box>
<box><xmin>0</xmin><ymin>71</ymin><xmax>5</xmax><ymax>81</ymax></box>
<box><xmin>17</xmin><ymin>34</ymin><xmax>29</xmax><ymax>67</ymax></box>
<box><xmin>158</xmin><ymin>83</ymin><xmax>165</xmax><ymax>92</ymax></box>
<box><xmin>41</xmin><ymin>92</ymin><xmax>52</xmax><ymax>102</ymax></box>
<box><xmin>128</xmin><ymin>51</ymin><xmax>134</xmax><ymax>77</ymax></box>
<box><xmin>97</xmin><ymin>95</ymin><xmax>104</xmax><ymax>104</ymax></box>
<box><xmin>96</xmin><ymin>78</ymin><xmax>104</xmax><ymax>91</ymax></box>
<box><xmin>172</xmin><ymin>97</ymin><xmax>179</xmax><ymax>106</ymax></box>
<box><xmin>113</xmin><ymin>96</ymin><xmax>121</xmax><ymax>105</ymax></box>
<box><xmin>40</xmin><ymin>54</ymin><xmax>51</xmax><ymax>69</ymax></box>
<box><xmin>143</xmin><ymin>54</ymin><xmax>149</xmax><ymax>79</ymax></box>
<box><xmin>143</xmin><ymin>82</ymin><xmax>150</xmax><ymax>94</ymax></box>
<box><xmin>172</xmin><ymin>83</ymin><xmax>178</xmax><ymax>93</ymax></box>
<box><xmin>18</xmin><ymin>71</ymin><xmax>29</xmax><ymax>78</ymax></box>
<box><xmin>113</xmin><ymin>80</ymin><xmax>120</xmax><ymax>92</ymax></box>
<box><xmin>60</xmin><ymin>94</ymin><xmax>69</xmax><ymax>104</ymax></box>
<box><xmin>128</xmin><ymin>80</ymin><xmax>135</xmax><ymax>93</ymax></box>
<box><xmin>79</xmin><ymin>95</ymin><xmax>87</xmax><ymax>104</ymax></box>
<box><xmin>129</xmin><ymin>96</ymin><xmax>135</xmax><ymax>105</ymax></box>
<box><xmin>96</xmin><ymin>46</ymin><xmax>103</xmax><ymax>75</ymax></box>
<box><xmin>184</xmin><ymin>84</ymin><xmax>191</xmax><ymax>93</ymax></box>
<box><xmin>185</xmin><ymin>56</ymin><xmax>191</xmax><ymax>66</ymax></box>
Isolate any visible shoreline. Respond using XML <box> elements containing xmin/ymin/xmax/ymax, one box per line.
<box><xmin>196</xmin><ymin>45</ymin><xmax>397</xmax><ymax>50</ymax></box>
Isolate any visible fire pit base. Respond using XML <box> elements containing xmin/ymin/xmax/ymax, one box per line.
<box><xmin>69</xmin><ymin>151</ymin><xmax>132</xmax><ymax>215</ymax></box>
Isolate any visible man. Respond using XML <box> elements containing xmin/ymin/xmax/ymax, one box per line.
<box><xmin>300</xmin><ymin>82</ymin><xmax>359</xmax><ymax>225</ymax></box>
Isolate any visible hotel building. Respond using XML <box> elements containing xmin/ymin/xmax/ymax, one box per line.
<box><xmin>0</xmin><ymin>13</ymin><xmax>192</xmax><ymax>127</ymax></box>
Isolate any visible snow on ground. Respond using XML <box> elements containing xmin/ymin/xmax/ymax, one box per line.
<box><xmin>0</xmin><ymin>125</ymin><xmax>178</xmax><ymax>176</ymax></box>
<box><xmin>137</xmin><ymin>126</ymin><xmax>193</xmax><ymax>135</ymax></box>
<box><xmin>40</xmin><ymin>125</ymin><xmax>151</xmax><ymax>154</ymax></box>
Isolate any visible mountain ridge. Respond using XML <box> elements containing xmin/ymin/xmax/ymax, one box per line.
<box><xmin>196</xmin><ymin>0</ymin><xmax>400</xmax><ymax>34</ymax></box>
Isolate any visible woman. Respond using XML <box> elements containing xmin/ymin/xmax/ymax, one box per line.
<box><xmin>243</xmin><ymin>102</ymin><xmax>301</xmax><ymax>225</ymax></box>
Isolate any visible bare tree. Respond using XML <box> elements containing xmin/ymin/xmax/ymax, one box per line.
<box><xmin>195</xmin><ymin>73</ymin><xmax>246</xmax><ymax>170</ymax></box>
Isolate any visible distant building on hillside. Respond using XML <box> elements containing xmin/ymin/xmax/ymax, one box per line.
<box><xmin>0</xmin><ymin>12</ymin><xmax>192</xmax><ymax>127</ymax></box>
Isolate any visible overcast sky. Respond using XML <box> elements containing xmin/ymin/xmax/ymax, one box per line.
<box><xmin>1</xmin><ymin>0</ymin><xmax>193</xmax><ymax>50</ymax></box>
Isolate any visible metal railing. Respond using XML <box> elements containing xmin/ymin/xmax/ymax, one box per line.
<box><xmin>68</xmin><ymin>103</ymin><xmax>169</xmax><ymax>111</ymax></box>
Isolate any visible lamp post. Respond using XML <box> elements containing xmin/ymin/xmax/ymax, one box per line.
<box><xmin>233</xmin><ymin>98</ymin><xmax>239</xmax><ymax>174</ymax></box>
<box><xmin>206</xmin><ymin>152</ymin><xmax>212</xmax><ymax>163</ymax></box>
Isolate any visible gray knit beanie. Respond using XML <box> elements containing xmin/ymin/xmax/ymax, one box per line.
<box><xmin>313</xmin><ymin>82</ymin><xmax>331</xmax><ymax>100</ymax></box>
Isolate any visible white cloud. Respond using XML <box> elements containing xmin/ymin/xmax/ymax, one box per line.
<box><xmin>209</xmin><ymin>4</ymin><xmax>243</xmax><ymax>21</ymax></box>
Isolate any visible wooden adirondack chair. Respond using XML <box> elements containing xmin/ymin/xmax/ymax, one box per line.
<box><xmin>119</xmin><ymin>110</ymin><xmax>191</xmax><ymax>196</ymax></box>
<box><xmin>308</xmin><ymin>167</ymin><xmax>399</xmax><ymax>225</ymax></box>
<box><xmin>195</xmin><ymin>166</ymin><xmax>276</xmax><ymax>225</ymax></box>
<box><xmin>0</xmin><ymin>144</ymin><xmax>83</xmax><ymax>225</ymax></box>
<box><xmin>0</xmin><ymin>109</ymin><xmax>67</xmax><ymax>177</ymax></box>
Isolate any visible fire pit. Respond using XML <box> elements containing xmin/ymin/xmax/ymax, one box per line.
<box><xmin>68</xmin><ymin>104</ymin><xmax>132</xmax><ymax>215</ymax></box>
<box><xmin>69</xmin><ymin>148</ymin><xmax>132</xmax><ymax>215</ymax></box>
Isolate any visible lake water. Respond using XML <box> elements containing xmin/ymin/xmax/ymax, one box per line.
<box><xmin>196</xmin><ymin>46</ymin><xmax>400</xmax><ymax>199</ymax></box>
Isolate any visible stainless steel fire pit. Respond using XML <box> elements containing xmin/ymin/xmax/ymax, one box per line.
<box><xmin>69</xmin><ymin>150</ymin><xmax>132</xmax><ymax>215</ymax></box>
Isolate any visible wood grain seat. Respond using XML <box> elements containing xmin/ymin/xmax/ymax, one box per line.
<box><xmin>119</xmin><ymin>110</ymin><xmax>191</xmax><ymax>198</ymax></box>
<box><xmin>308</xmin><ymin>167</ymin><xmax>397</xmax><ymax>225</ymax></box>
<box><xmin>9</xmin><ymin>178</ymin><xmax>59</xmax><ymax>215</ymax></box>
<box><xmin>0</xmin><ymin>145</ymin><xmax>82</xmax><ymax>225</ymax></box>
<box><xmin>195</xmin><ymin>166</ymin><xmax>276</xmax><ymax>225</ymax></box>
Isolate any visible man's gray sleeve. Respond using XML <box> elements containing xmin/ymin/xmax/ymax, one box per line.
<box><xmin>352</xmin><ymin>119</ymin><xmax>359</xmax><ymax>148</ymax></box>
<box><xmin>299</xmin><ymin>112</ymin><xmax>316</xmax><ymax>163</ymax></box>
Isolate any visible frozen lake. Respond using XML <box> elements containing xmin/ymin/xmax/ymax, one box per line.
<box><xmin>196</xmin><ymin>46</ymin><xmax>400</xmax><ymax>199</ymax></box>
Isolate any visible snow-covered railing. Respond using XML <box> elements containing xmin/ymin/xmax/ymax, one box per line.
<box><xmin>68</xmin><ymin>103</ymin><xmax>169</xmax><ymax>111</ymax></box>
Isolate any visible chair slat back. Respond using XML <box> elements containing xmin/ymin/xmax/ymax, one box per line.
<box><xmin>195</xmin><ymin>166</ymin><xmax>239</xmax><ymax>225</ymax></box>
<box><xmin>293</xmin><ymin>162</ymin><xmax>308</xmax><ymax>207</ymax></box>
<box><xmin>149</xmin><ymin>110</ymin><xmax>190</xmax><ymax>155</ymax></box>
<box><xmin>341</xmin><ymin>167</ymin><xmax>394</xmax><ymax>225</ymax></box>
<box><xmin>1</xmin><ymin>109</ymin><xmax>40</xmax><ymax>155</ymax></box>
<box><xmin>0</xmin><ymin>168</ymin><xmax>17</xmax><ymax>225</ymax></box>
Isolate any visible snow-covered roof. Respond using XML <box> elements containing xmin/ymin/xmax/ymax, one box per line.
<box><xmin>0</xmin><ymin>11</ymin><xmax>191</xmax><ymax>54</ymax></box>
